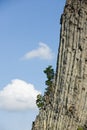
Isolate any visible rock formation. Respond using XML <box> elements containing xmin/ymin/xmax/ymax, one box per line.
<box><xmin>31</xmin><ymin>0</ymin><xmax>87</xmax><ymax>130</ymax></box>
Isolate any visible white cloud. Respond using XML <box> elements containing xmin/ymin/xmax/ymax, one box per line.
<box><xmin>22</xmin><ymin>42</ymin><xmax>54</xmax><ymax>60</ymax></box>
<box><xmin>0</xmin><ymin>79</ymin><xmax>40</xmax><ymax>111</ymax></box>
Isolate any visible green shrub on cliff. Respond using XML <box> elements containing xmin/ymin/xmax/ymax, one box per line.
<box><xmin>36</xmin><ymin>94</ymin><xmax>44</xmax><ymax>109</ymax></box>
<box><xmin>36</xmin><ymin>65</ymin><xmax>54</xmax><ymax>109</ymax></box>
<box><xmin>43</xmin><ymin>65</ymin><xmax>54</xmax><ymax>95</ymax></box>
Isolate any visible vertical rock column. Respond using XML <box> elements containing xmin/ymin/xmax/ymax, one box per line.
<box><xmin>53</xmin><ymin>0</ymin><xmax>87</xmax><ymax>129</ymax></box>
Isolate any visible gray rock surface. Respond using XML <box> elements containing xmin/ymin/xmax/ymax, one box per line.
<box><xmin>31</xmin><ymin>0</ymin><xmax>87</xmax><ymax>129</ymax></box>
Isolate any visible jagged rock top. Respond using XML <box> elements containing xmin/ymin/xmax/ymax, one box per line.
<box><xmin>64</xmin><ymin>0</ymin><xmax>87</xmax><ymax>15</ymax></box>
<box><xmin>66</xmin><ymin>0</ymin><xmax>87</xmax><ymax>5</ymax></box>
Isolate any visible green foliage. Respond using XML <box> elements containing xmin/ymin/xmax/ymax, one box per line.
<box><xmin>77</xmin><ymin>127</ymin><xmax>83</xmax><ymax>130</ymax></box>
<box><xmin>36</xmin><ymin>94</ymin><xmax>44</xmax><ymax>109</ymax></box>
<box><xmin>44</xmin><ymin>65</ymin><xmax>54</xmax><ymax>85</ymax></box>
<box><xmin>36</xmin><ymin>65</ymin><xmax>54</xmax><ymax>109</ymax></box>
<box><xmin>44</xmin><ymin>65</ymin><xmax>54</xmax><ymax>95</ymax></box>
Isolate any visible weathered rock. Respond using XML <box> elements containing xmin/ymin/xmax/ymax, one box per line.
<box><xmin>31</xmin><ymin>0</ymin><xmax>87</xmax><ymax>130</ymax></box>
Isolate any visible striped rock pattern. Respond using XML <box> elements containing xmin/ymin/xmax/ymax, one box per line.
<box><xmin>31</xmin><ymin>0</ymin><xmax>87</xmax><ymax>130</ymax></box>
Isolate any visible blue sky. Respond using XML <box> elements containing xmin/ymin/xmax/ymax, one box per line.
<box><xmin>0</xmin><ymin>0</ymin><xmax>66</xmax><ymax>130</ymax></box>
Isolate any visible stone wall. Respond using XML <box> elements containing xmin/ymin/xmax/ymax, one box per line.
<box><xmin>31</xmin><ymin>0</ymin><xmax>87</xmax><ymax>130</ymax></box>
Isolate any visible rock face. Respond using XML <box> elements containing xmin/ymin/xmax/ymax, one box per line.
<box><xmin>31</xmin><ymin>0</ymin><xmax>87</xmax><ymax>130</ymax></box>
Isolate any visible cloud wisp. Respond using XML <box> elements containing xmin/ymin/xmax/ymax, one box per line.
<box><xmin>0</xmin><ymin>79</ymin><xmax>40</xmax><ymax>111</ymax></box>
<box><xmin>22</xmin><ymin>42</ymin><xmax>54</xmax><ymax>60</ymax></box>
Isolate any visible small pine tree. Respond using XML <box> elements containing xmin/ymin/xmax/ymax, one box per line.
<box><xmin>36</xmin><ymin>65</ymin><xmax>54</xmax><ymax>109</ymax></box>
<box><xmin>44</xmin><ymin>65</ymin><xmax>54</xmax><ymax>95</ymax></box>
<box><xmin>36</xmin><ymin>94</ymin><xmax>44</xmax><ymax>109</ymax></box>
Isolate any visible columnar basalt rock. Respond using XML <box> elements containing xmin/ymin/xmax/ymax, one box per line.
<box><xmin>31</xmin><ymin>0</ymin><xmax>87</xmax><ymax>130</ymax></box>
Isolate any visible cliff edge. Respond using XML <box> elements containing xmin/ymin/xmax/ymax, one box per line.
<box><xmin>31</xmin><ymin>0</ymin><xmax>87</xmax><ymax>130</ymax></box>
